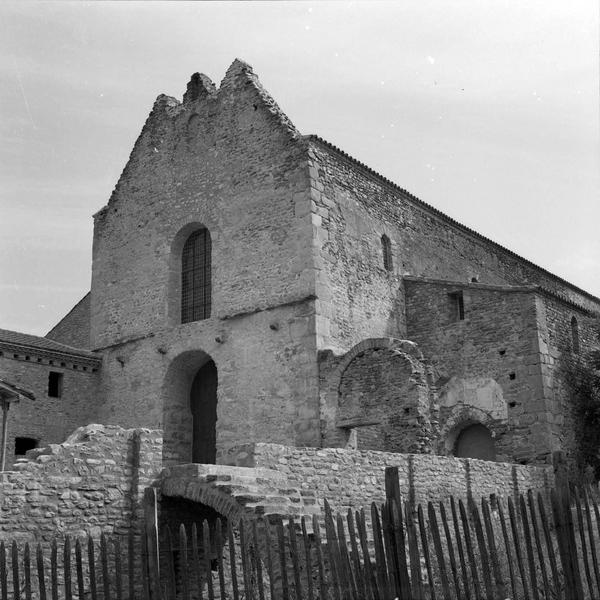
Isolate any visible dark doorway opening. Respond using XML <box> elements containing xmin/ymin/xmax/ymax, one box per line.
<box><xmin>15</xmin><ymin>437</ymin><xmax>38</xmax><ymax>456</ymax></box>
<box><xmin>190</xmin><ymin>360</ymin><xmax>218</xmax><ymax>464</ymax></box>
<box><xmin>454</xmin><ymin>423</ymin><xmax>496</xmax><ymax>461</ymax></box>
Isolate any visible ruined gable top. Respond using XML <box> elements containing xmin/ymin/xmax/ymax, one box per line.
<box><xmin>306</xmin><ymin>134</ymin><xmax>600</xmax><ymax>308</ymax></box>
<box><xmin>94</xmin><ymin>59</ymin><xmax>301</xmax><ymax>218</ymax></box>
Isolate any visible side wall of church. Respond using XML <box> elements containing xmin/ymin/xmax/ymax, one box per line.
<box><xmin>537</xmin><ymin>296</ymin><xmax>600</xmax><ymax>470</ymax></box>
<box><xmin>405</xmin><ymin>280</ymin><xmax>550</xmax><ymax>464</ymax></box>
<box><xmin>0</xmin><ymin>354</ymin><xmax>100</xmax><ymax>462</ymax></box>
<box><xmin>307</xmin><ymin>139</ymin><xmax>600</xmax><ymax>355</ymax></box>
<box><xmin>90</xmin><ymin>62</ymin><xmax>321</xmax><ymax>456</ymax></box>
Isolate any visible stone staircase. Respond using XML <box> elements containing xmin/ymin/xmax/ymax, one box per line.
<box><xmin>160</xmin><ymin>463</ymin><xmax>320</xmax><ymax>526</ymax></box>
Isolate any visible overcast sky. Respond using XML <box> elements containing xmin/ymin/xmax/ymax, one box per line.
<box><xmin>1</xmin><ymin>1</ymin><xmax>598</xmax><ymax>337</ymax></box>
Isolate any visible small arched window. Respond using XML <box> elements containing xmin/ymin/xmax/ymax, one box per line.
<box><xmin>381</xmin><ymin>234</ymin><xmax>393</xmax><ymax>272</ymax></box>
<box><xmin>181</xmin><ymin>228</ymin><xmax>211</xmax><ymax>323</ymax></box>
<box><xmin>571</xmin><ymin>316</ymin><xmax>580</xmax><ymax>354</ymax></box>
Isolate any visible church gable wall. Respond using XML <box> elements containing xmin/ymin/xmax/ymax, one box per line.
<box><xmin>307</xmin><ymin>140</ymin><xmax>599</xmax><ymax>354</ymax></box>
<box><xmin>90</xmin><ymin>61</ymin><xmax>314</xmax><ymax>349</ymax></box>
<box><xmin>405</xmin><ymin>279</ymin><xmax>550</xmax><ymax>464</ymax></box>
<box><xmin>88</xmin><ymin>62</ymin><xmax>322</xmax><ymax>456</ymax></box>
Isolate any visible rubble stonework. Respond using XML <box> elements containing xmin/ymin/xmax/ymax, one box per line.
<box><xmin>231</xmin><ymin>443</ymin><xmax>554</xmax><ymax>513</ymax></box>
<box><xmin>0</xmin><ymin>425</ymin><xmax>162</xmax><ymax>541</ymax></box>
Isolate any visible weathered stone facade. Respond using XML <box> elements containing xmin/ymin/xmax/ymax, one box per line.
<box><xmin>1</xmin><ymin>59</ymin><xmax>599</xmax><ymax>538</ymax></box>
<box><xmin>88</xmin><ymin>60</ymin><xmax>320</xmax><ymax>462</ymax></box>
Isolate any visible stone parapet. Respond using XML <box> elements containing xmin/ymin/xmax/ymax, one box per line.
<box><xmin>229</xmin><ymin>443</ymin><xmax>554</xmax><ymax>514</ymax></box>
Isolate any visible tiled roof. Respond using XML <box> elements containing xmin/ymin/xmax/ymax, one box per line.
<box><xmin>0</xmin><ymin>378</ymin><xmax>35</xmax><ymax>401</ymax></box>
<box><xmin>0</xmin><ymin>328</ymin><xmax>99</xmax><ymax>360</ymax></box>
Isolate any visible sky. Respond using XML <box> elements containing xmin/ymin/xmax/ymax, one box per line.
<box><xmin>0</xmin><ymin>1</ymin><xmax>598</xmax><ymax>337</ymax></box>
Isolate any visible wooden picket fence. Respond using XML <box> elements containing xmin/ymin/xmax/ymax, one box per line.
<box><xmin>4</xmin><ymin>468</ymin><xmax>600</xmax><ymax>599</ymax></box>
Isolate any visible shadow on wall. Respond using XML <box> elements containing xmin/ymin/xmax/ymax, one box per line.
<box><xmin>161</xmin><ymin>350</ymin><xmax>218</xmax><ymax>467</ymax></box>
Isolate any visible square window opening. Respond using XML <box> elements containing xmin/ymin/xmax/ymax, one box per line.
<box><xmin>15</xmin><ymin>437</ymin><xmax>38</xmax><ymax>456</ymax></box>
<box><xmin>448</xmin><ymin>291</ymin><xmax>465</xmax><ymax>321</ymax></box>
<box><xmin>48</xmin><ymin>372</ymin><xmax>63</xmax><ymax>398</ymax></box>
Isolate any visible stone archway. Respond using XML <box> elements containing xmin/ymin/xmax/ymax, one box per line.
<box><xmin>437</xmin><ymin>376</ymin><xmax>507</xmax><ymax>461</ymax></box>
<box><xmin>161</xmin><ymin>350</ymin><xmax>218</xmax><ymax>466</ymax></box>
<box><xmin>453</xmin><ymin>423</ymin><xmax>496</xmax><ymax>461</ymax></box>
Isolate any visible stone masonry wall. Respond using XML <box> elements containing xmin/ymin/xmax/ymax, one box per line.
<box><xmin>0</xmin><ymin>353</ymin><xmax>100</xmax><ymax>462</ymax></box>
<box><xmin>337</xmin><ymin>348</ymin><xmax>425</xmax><ymax>452</ymax></box>
<box><xmin>46</xmin><ymin>293</ymin><xmax>92</xmax><ymax>349</ymax></box>
<box><xmin>0</xmin><ymin>424</ymin><xmax>162</xmax><ymax>543</ymax></box>
<box><xmin>405</xmin><ymin>279</ymin><xmax>549</xmax><ymax>464</ymax></box>
<box><xmin>307</xmin><ymin>138</ymin><xmax>600</xmax><ymax>355</ymax></box>
<box><xmin>91</xmin><ymin>60</ymin><xmax>314</xmax><ymax>348</ymax></box>
<box><xmin>239</xmin><ymin>443</ymin><xmax>554</xmax><ymax>515</ymax></box>
<box><xmin>96</xmin><ymin>300</ymin><xmax>319</xmax><ymax>464</ymax></box>
<box><xmin>538</xmin><ymin>295</ymin><xmax>600</xmax><ymax>468</ymax></box>
<box><xmin>319</xmin><ymin>338</ymin><xmax>436</xmax><ymax>453</ymax></box>
<box><xmin>90</xmin><ymin>60</ymin><xmax>321</xmax><ymax>454</ymax></box>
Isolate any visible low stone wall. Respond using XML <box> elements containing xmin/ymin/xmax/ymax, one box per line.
<box><xmin>0</xmin><ymin>424</ymin><xmax>163</xmax><ymax>542</ymax></box>
<box><xmin>234</xmin><ymin>443</ymin><xmax>554</xmax><ymax>513</ymax></box>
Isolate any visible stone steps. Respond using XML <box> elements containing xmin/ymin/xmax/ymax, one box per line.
<box><xmin>160</xmin><ymin>463</ymin><xmax>320</xmax><ymax>525</ymax></box>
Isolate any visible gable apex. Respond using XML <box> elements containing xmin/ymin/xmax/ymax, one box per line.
<box><xmin>182</xmin><ymin>72</ymin><xmax>217</xmax><ymax>104</ymax></box>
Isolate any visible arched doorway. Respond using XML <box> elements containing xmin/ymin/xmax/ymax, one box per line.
<box><xmin>454</xmin><ymin>423</ymin><xmax>496</xmax><ymax>461</ymax></box>
<box><xmin>190</xmin><ymin>360</ymin><xmax>218</xmax><ymax>464</ymax></box>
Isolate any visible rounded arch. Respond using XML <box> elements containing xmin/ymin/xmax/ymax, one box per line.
<box><xmin>332</xmin><ymin>338</ymin><xmax>425</xmax><ymax>387</ymax></box>
<box><xmin>161</xmin><ymin>349</ymin><xmax>218</xmax><ymax>466</ymax></box>
<box><xmin>167</xmin><ymin>222</ymin><xmax>213</xmax><ymax>325</ymax></box>
<box><xmin>450</xmin><ymin>422</ymin><xmax>496</xmax><ymax>461</ymax></box>
<box><xmin>325</xmin><ymin>338</ymin><xmax>434</xmax><ymax>453</ymax></box>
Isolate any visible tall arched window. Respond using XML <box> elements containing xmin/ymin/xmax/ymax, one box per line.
<box><xmin>181</xmin><ymin>228</ymin><xmax>211</xmax><ymax>323</ymax></box>
<box><xmin>381</xmin><ymin>234</ymin><xmax>393</xmax><ymax>272</ymax></box>
<box><xmin>571</xmin><ymin>316</ymin><xmax>580</xmax><ymax>354</ymax></box>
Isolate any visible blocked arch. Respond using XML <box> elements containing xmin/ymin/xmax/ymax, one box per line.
<box><xmin>332</xmin><ymin>337</ymin><xmax>426</xmax><ymax>388</ymax></box>
<box><xmin>327</xmin><ymin>338</ymin><xmax>435</xmax><ymax>452</ymax></box>
<box><xmin>167</xmin><ymin>222</ymin><xmax>213</xmax><ymax>326</ymax></box>
<box><xmin>441</xmin><ymin>408</ymin><xmax>498</xmax><ymax>459</ymax></box>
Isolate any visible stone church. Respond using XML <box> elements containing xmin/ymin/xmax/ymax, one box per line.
<box><xmin>1</xmin><ymin>59</ymin><xmax>599</xmax><ymax>477</ymax></box>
